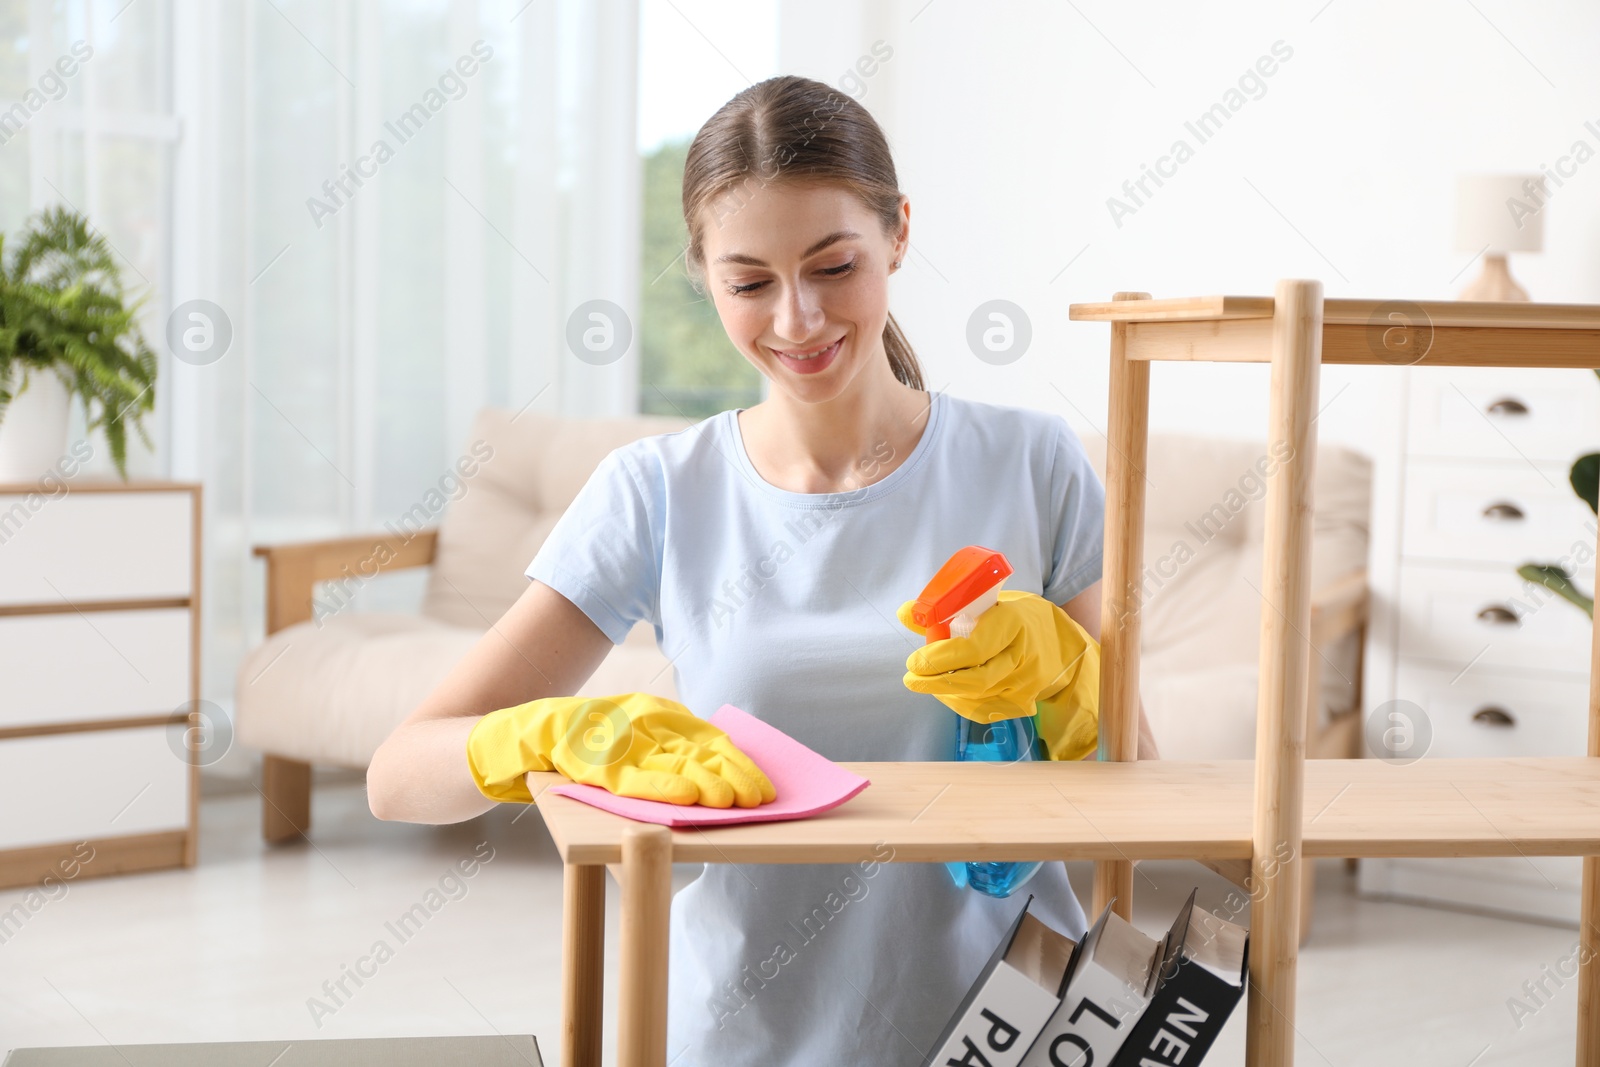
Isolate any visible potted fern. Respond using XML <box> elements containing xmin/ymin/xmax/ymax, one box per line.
<box><xmin>0</xmin><ymin>206</ymin><xmax>158</xmax><ymax>481</ymax></box>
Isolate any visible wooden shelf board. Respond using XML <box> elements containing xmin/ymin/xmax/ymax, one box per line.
<box><xmin>531</xmin><ymin>757</ymin><xmax>1600</xmax><ymax>866</ymax></box>
<box><xmin>1068</xmin><ymin>294</ymin><xmax>1273</xmax><ymax>323</ymax></box>
<box><xmin>1069</xmin><ymin>295</ymin><xmax>1600</xmax><ymax>331</ymax></box>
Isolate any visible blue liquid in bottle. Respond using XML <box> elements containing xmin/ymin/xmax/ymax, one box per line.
<box><xmin>944</xmin><ymin>712</ymin><xmax>1046</xmax><ymax>897</ymax></box>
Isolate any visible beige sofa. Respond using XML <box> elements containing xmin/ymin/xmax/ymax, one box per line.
<box><xmin>237</xmin><ymin>411</ymin><xmax>1372</xmax><ymax>861</ymax></box>
<box><xmin>236</xmin><ymin>407</ymin><xmax>692</xmax><ymax>841</ymax></box>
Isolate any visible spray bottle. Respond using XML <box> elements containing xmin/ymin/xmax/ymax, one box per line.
<box><xmin>912</xmin><ymin>545</ymin><xmax>1044</xmax><ymax>898</ymax></box>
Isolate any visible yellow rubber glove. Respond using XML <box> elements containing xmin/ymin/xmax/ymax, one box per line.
<box><xmin>465</xmin><ymin>692</ymin><xmax>777</xmax><ymax>807</ymax></box>
<box><xmin>898</xmin><ymin>590</ymin><xmax>1101</xmax><ymax>762</ymax></box>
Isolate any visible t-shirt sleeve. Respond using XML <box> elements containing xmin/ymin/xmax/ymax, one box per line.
<box><xmin>1040</xmin><ymin>418</ymin><xmax>1106</xmax><ymax>606</ymax></box>
<box><xmin>524</xmin><ymin>446</ymin><xmax>662</xmax><ymax>645</ymax></box>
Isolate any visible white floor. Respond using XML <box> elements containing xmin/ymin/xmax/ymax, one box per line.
<box><xmin>0</xmin><ymin>779</ymin><xmax>1587</xmax><ymax>1066</ymax></box>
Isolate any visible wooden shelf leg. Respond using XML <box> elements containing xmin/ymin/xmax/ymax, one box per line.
<box><xmin>1245</xmin><ymin>279</ymin><xmax>1323</xmax><ymax>1067</ymax></box>
<box><xmin>1094</xmin><ymin>290</ymin><xmax>1151</xmax><ymax>923</ymax></box>
<box><xmin>1578</xmin><ymin>856</ymin><xmax>1600</xmax><ymax>1066</ymax></box>
<box><xmin>618</xmin><ymin>825</ymin><xmax>672</xmax><ymax>1067</ymax></box>
<box><xmin>1093</xmin><ymin>861</ymin><xmax>1134</xmax><ymax>926</ymax></box>
<box><xmin>563</xmin><ymin>863</ymin><xmax>606</xmax><ymax>1067</ymax></box>
<box><xmin>1582</xmin><ymin>507</ymin><xmax>1600</xmax><ymax>1066</ymax></box>
<box><xmin>1298</xmin><ymin>858</ymin><xmax>1315</xmax><ymax>946</ymax></box>
<box><xmin>261</xmin><ymin>755</ymin><xmax>311</xmax><ymax>843</ymax></box>
<box><xmin>1298</xmin><ymin>660</ymin><xmax>1320</xmax><ymax>948</ymax></box>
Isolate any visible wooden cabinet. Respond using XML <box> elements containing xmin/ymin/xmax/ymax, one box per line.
<box><xmin>1361</xmin><ymin>365</ymin><xmax>1599</xmax><ymax>923</ymax></box>
<box><xmin>0</xmin><ymin>481</ymin><xmax>200</xmax><ymax>888</ymax></box>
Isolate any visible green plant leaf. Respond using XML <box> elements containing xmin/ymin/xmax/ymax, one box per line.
<box><xmin>0</xmin><ymin>205</ymin><xmax>156</xmax><ymax>480</ymax></box>
<box><xmin>1517</xmin><ymin>563</ymin><xmax>1595</xmax><ymax>620</ymax></box>
<box><xmin>1571</xmin><ymin>454</ymin><xmax>1600</xmax><ymax>516</ymax></box>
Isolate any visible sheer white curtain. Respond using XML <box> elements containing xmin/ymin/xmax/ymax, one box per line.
<box><xmin>163</xmin><ymin>0</ymin><xmax>642</xmax><ymax>757</ymax></box>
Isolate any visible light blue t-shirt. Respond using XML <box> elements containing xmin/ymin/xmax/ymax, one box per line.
<box><xmin>525</xmin><ymin>388</ymin><xmax>1105</xmax><ymax>1066</ymax></box>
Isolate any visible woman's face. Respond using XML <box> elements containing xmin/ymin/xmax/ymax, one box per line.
<box><xmin>698</xmin><ymin>182</ymin><xmax>907</xmax><ymax>406</ymax></box>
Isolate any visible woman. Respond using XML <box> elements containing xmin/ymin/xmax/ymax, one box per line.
<box><xmin>367</xmin><ymin>74</ymin><xmax>1158</xmax><ymax>1065</ymax></box>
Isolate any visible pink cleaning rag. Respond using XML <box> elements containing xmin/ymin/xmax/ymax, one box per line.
<box><xmin>543</xmin><ymin>704</ymin><xmax>871</xmax><ymax>827</ymax></box>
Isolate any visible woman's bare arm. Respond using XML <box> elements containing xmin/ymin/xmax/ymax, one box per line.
<box><xmin>366</xmin><ymin>579</ymin><xmax>615</xmax><ymax>824</ymax></box>
<box><xmin>1060</xmin><ymin>579</ymin><xmax>1161</xmax><ymax>760</ymax></box>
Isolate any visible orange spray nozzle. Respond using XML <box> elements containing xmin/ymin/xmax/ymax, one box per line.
<box><xmin>912</xmin><ymin>546</ymin><xmax>1013</xmax><ymax>643</ymax></box>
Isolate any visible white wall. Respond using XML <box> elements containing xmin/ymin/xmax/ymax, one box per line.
<box><xmin>781</xmin><ymin>0</ymin><xmax>1600</xmax><ymax>457</ymax></box>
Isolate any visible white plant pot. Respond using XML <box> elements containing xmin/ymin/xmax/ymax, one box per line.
<box><xmin>0</xmin><ymin>368</ymin><xmax>72</xmax><ymax>483</ymax></box>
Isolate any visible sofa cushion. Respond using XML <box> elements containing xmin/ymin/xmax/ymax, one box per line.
<box><xmin>1139</xmin><ymin>659</ymin><xmax>1264</xmax><ymax>761</ymax></box>
<box><xmin>418</xmin><ymin>407</ymin><xmax>689</xmax><ymax>632</ymax></box>
<box><xmin>235</xmin><ymin>613</ymin><xmax>483</xmax><ymax>768</ymax></box>
<box><xmin>1073</xmin><ymin>430</ymin><xmax>1372</xmax><ymax>731</ymax></box>
<box><xmin>235</xmin><ymin>611</ymin><xmax>677</xmax><ymax>769</ymax></box>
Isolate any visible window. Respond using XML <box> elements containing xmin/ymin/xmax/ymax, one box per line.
<box><xmin>638</xmin><ymin>136</ymin><xmax>762</xmax><ymax>419</ymax></box>
<box><xmin>635</xmin><ymin>1</ymin><xmax>776</xmax><ymax>420</ymax></box>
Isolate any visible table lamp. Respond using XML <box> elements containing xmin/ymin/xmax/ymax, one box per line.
<box><xmin>1455</xmin><ymin>173</ymin><xmax>1545</xmax><ymax>301</ymax></box>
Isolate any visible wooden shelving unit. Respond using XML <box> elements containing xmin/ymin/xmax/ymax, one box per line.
<box><xmin>531</xmin><ymin>281</ymin><xmax>1600</xmax><ymax>1067</ymax></box>
<box><xmin>1072</xmin><ymin>283</ymin><xmax>1600</xmax><ymax>1066</ymax></box>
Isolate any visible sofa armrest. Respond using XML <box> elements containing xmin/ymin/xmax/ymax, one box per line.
<box><xmin>1309</xmin><ymin>568</ymin><xmax>1368</xmax><ymax>647</ymax></box>
<box><xmin>252</xmin><ymin>530</ymin><xmax>439</xmax><ymax>634</ymax></box>
<box><xmin>1307</xmin><ymin>568</ymin><xmax>1369</xmax><ymax>763</ymax></box>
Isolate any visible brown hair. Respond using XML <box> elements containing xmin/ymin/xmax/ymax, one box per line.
<box><xmin>681</xmin><ymin>74</ymin><xmax>924</xmax><ymax>392</ymax></box>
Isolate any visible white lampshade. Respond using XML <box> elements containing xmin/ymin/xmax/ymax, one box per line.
<box><xmin>1455</xmin><ymin>173</ymin><xmax>1545</xmax><ymax>253</ymax></box>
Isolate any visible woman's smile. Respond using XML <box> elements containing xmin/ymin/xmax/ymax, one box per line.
<box><xmin>771</xmin><ymin>336</ymin><xmax>843</xmax><ymax>375</ymax></box>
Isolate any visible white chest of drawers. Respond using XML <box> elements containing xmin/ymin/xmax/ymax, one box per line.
<box><xmin>1361</xmin><ymin>365</ymin><xmax>1598</xmax><ymax>923</ymax></box>
<box><xmin>0</xmin><ymin>481</ymin><xmax>201</xmax><ymax>889</ymax></box>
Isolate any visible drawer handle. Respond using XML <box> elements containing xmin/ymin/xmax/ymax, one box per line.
<box><xmin>1476</xmin><ymin>604</ymin><xmax>1520</xmax><ymax>625</ymax></box>
<box><xmin>1485</xmin><ymin>397</ymin><xmax>1529</xmax><ymax>416</ymax></box>
<box><xmin>1472</xmin><ymin>706</ymin><xmax>1516</xmax><ymax>727</ymax></box>
<box><xmin>1481</xmin><ymin>502</ymin><xmax>1525</xmax><ymax>521</ymax></box>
